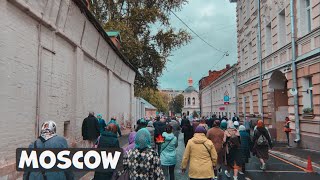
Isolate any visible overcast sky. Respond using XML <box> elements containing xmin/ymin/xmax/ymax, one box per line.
<box><xmin>158</xmin><ymin>0</ymin><xmax>237</xmax><ymax>90</ymax></box>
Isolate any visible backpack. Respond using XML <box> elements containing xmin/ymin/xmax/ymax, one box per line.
<box><xmin>228</xmin><ymin>131</ymin><xmax>240</xmax><ymax>149</ymax></box>
<box><xmin>257</xmin><ymin>134</ymin><xmax>268</xmax><ymax>146</ymax></box>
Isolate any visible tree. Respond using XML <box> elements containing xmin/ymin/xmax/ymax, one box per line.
<box><xmin>138</xmin><ymin>88</ymin><xmax>169</xmax><ymax>113</ymax></box>
<box><xmin>88</xmin><ymin>0</ymin><xmax>192</xmax><ymax>93</ymax></box>
<box><xmin>170</xmin><ymin>94</ymin><xmax>184</xmax><ymax>114</ymax></box>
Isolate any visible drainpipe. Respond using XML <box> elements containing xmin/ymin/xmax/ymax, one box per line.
<box><xmin>35</xmin><ymin>24</ymin><xmax>42</xmax><ymax>138</ymax></box>
<box><xmin>290</xmin><ymin>0</ymin><xmax>300</xmax><ymax>143</ymax></box>
<box><xmin>257</xmin><ymin>0</ymin><xmax>264</xmax><ymax>122</ymax></box>
<box><xmin>235</xmin><ymin>66</ymin><xmax>238</xmax><ymax>115</ymax></box>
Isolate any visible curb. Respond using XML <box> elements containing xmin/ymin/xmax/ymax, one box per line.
<box><xmin>269</xmin><ymin>150</ymin><xmax>320</xmax><ymax>174</ymax></box>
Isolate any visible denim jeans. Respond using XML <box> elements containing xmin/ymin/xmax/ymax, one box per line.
<box><xmin>162</xmin><ymin>165</ymin><xmax>175</xmax><ymax>180</ymax></box>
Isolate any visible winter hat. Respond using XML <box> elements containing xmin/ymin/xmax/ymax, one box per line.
<box><xmin>239</xmin><ymin>125</ymin><xmax>246</xmax><ymax>131</ymax></box>
<box><xmin>220</xmin><ymin>120</ymin><xmax>228</xmax><ymax>130</ymax></box>
<box><xmin>195</xmin><ymin>126</ymin><xmax>207</xmax><ymax>134</ymax></box>
<box><xmin>234</xmin><ymin>121</ymin><xmax>240</xmax><ymax>127</ymax></box>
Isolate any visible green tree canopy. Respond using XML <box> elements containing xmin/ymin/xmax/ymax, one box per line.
<box><xmin>138</xmin><ymin>88</ymin><xmax>169</xmax><ymax>113</ymax></box>
<box><xmin>89</xmin><ymin>0</ymin><xmax>192</xmax><ymax>94</ymax></box>
<box><xmin>170</xmin><ymin>94</ymin><xmax>184</xmax><ymax>114</ymax></box>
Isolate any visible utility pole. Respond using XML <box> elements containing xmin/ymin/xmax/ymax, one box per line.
<box><xmin>257</xmin><ymin>0</ymin><xmax>264</xmax><ymax>122</ymax></box>
<box><xmin>290</xmin><ymin>0</ymin><xmax>300</xmax><ymax>143</ymax></box>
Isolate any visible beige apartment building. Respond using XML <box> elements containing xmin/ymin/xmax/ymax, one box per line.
<box><xmin>230</xmin><ymin>0</ymin><xmax>319</xmax><ymax>150</ymax></box>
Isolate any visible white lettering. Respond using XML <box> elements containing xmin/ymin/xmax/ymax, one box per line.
<box><xmin>18</xmin><ymin>150</ymin><xmax>39</xmax><ymax>169</ymax></box>
<box><xmin>39</xmin><ymin>150</ymin><xmax>56</xmax><ymax>169</ymax></box>
<box><xmin>57</xmin><ymin>150</ymin><xmax>72</xmax><ymax>169</ymax></box>
<box><xmin>101</xmin><ymin>151</ymin><xmax>121</xmax><ymax>169</ymax></box>
<box><xmin>84</xmin><ymin>151</ymin><xmax>101</xmax><ymax>169</ymax></box>
<box><xmin>72</xmin><ymin>151</ymin><xmax>83</xmax><ymax>169</ymax></box>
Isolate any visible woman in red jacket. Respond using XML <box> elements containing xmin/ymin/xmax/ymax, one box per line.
<box><xmin>284</xmin><ymin>117</ymin><xmax>291</xmax><ymax>147</ymax></box>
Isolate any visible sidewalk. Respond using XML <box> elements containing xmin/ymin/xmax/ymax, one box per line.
<box><xmin>269</xmin><ymin>144</ymin><xmax>320</xmax><ymax>174</ymax></box>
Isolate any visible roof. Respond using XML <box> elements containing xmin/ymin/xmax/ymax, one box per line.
<box><xmin>184</xmin><ymin>86</ymin><xmax>197</xmax><ymax>93</ymax></box>
<box><xmin>73</xmin><ymin>0</ymin><xmax>139</xmax><ymax>75</ymax></box>
<box><xmin>139</xmin><ymin>98</ymin><xmax>157</xmax><ymax>110</ymax></box>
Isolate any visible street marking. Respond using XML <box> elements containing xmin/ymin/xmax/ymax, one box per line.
<box><xmin>245</xmin><ymin>170</ymin><xmax>306</xmax><ymax>173</ymax></box>
<box><xmin>269</xmin><ymin>153</ymin><xmax>307</xmax><ymax>172</ymax></box>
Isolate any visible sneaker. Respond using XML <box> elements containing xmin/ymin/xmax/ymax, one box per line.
<box><xmin>225</xmin><ymin>170</ymin><xmax>231</xmax><ymax>178</ymax></box>
<box><xmin>233</xmin><ymin>176</ymin><xmax>238</xmax><ymax>180</ymax></box>
<box><xmin>261</xmin><ymin>163</ymin><xmax>266</xmax><ymax>170</ymax></box>
<box><xmin>239</xmin><ymin>171</ymin><xmax>244</xmax><ymax>175</ymax></box>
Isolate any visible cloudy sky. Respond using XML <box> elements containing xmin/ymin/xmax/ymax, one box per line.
<box><xmin>158</xmin><ymin>0</ymin><xmax>237</xmax><ymax>90</ymax></box>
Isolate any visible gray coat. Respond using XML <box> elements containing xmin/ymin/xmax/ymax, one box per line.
<box><xmin>23</xmin><ymin>135</ymin><xmax>74</xmax><ymax>180</ymax></box>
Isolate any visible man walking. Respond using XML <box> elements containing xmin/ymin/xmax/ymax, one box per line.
<box><xmin>106</xmin><ymin>116</ymin><xmax>122</xmax><ymax>137</ymax></box>
<box><xmin>82</xmin><ymin>111</ymin><xmax>100</xmax><ymax>148</ymax></box>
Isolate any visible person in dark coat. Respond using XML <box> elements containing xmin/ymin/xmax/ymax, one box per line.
<box><xmin>94</xmin><ymin>124</ymin><xmax>120</xmax><ymax>180</ymax></box>
<box><xmin>23</xmin><ymin>121</ymin><xmax>74</xmax><ymax>180</ymax></box>
<box><xmin>180</xmin><ymin>116</ymin><xmax>190</xmax><ymax>128</ymax></box>
<box><xmin>82</xmin><ymin>112</ymin><xmax>100</xmax><ymax>148</ymax></box>
<box><xmin>153</xmin><ymin>116</ymin><xmax>166</xmax><ymax>154</ymax></box>
<box><xmin>239</xmin><ymin>125</ymin><xmax>251</xmax><ymax>174</ymax></box>
<box><xmin>232</xmin><ymin>113</ymin><xmax>240</xmax><ymax>122</ymax></box>
<box><xmin>223</xmin><ymin>121</ymin><xmax>243</xmax><ymax>180</ymax></box>
<box><xmin>252</xmin><ymin>120</ymin><xmax>272</xmax><ymax>170</ymax></box>
<box><xmin>181</xmin><ymin>120</ymin><xmax>194</xmax><ymax>147</ymax></box>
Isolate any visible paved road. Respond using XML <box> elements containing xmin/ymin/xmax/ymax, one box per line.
<box><xmin>174</xmin><ymin>133</ymin><xmax>320</xmax><ymax>180</ymax></box>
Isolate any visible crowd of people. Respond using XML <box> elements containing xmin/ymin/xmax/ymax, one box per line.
<box><xmin>23</xmin><ymin>111</ymin><xmax>276</xmax><ymax>180</ymax></box>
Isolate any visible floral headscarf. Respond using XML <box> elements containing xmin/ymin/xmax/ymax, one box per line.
<box><xmin>40</xmin><ymin>121</ymin><xmax>57</xmax><ymax>141</ymax></box>
<box><xmin>135</xmin><ymin>128</ymin><xmax>151</xmax><ymax>150</ymax></box>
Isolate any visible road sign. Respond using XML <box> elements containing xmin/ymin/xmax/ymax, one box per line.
<box><xmin>224</xmin><ymin>95</ymin><xmax>230</xmax><ymax>105</ymax></box>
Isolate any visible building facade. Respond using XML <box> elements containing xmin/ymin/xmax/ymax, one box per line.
<box><xmin>160</xmin><ymin>89</ymin><xmax>183</xmax><ymax>101</ymax></box>
<box><xmin>200</xmin><ymin>65</ymin><xmax>237</xmax><ymax>119</ymax></box>
<box><xmin>182</xmin><ymin>77</ymin><xmax>200</xmax><ymax>116</ymax></box>
<box><xmin>231</xmin><ymin>0</ymin><xmax>320</xmax><ymax>150</ymax></box>
<box><xmin>0</xmin><ymin>0</ymin><xmax>136</xmax><ymax>178</ymax></box>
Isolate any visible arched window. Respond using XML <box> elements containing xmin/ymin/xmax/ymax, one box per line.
<box><xmin>192</xmin><ymin>97</ymin><xmax>195</xmax><ymax>105</ymax></box>
<box><xmin>188</xmin><ymin>97</ymin><xmax>191</xmax><ymax>105</ymax></box>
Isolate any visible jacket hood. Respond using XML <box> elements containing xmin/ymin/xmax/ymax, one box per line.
<box><xmin>128</xmin><ymin>132</ymin><xmax>136</xmax><ymax>144</ymax></box>
<box><xmin>192</xmin><ymin>133</ymin><xmax>208</xmax><ymax>144</ymax></box>
<box><xmin>163</xmin><ymin>132</ymin><xmax>175</xmax><ymax>141</ymax></box>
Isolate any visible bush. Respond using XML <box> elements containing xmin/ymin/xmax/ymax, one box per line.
<box><xmin>303</xmin><ymin>108</ymin><xmax>313</xmax><ymax>113</ymax></box>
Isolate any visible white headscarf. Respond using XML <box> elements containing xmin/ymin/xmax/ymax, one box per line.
<box><xmin>40</xmin><ymin>121</ymin><xmax>57</xmax><ymax>141</ymax></box>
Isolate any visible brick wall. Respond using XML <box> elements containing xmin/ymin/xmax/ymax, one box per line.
<box><xmin>0</xmin><ymin>0</ymin><xmax>136</xmax><ymax>178</ymax></box>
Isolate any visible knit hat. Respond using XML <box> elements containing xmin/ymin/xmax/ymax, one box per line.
<box><xmin>195</xmin><ymin>126</ymin><xmax>207</xmax><ymax>134</ymax></box>
<box><xmin>220</xmin><ymin>120</ymin><xmax>228</xmax><ymax>130</ymax></box>
<box><xmin>239</xmin><ymin>125</ymin><xmax>246</xmax><ymax>131</ymax></box>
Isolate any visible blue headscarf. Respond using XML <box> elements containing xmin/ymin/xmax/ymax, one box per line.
<box><xmin>97</xmin><ymin>113</ymin><xmax>103</xmax><ymax>119</ymax></box>
<box><xmin>135</xmin><ymin>128</ymin><xmax>151</xmax><ymax>150</ymax></box>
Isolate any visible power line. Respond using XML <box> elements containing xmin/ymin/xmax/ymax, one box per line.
<box><xmin>169</xmin><ymin>9</ymin><xmax>228</xmax><ymax>55</ymax></box>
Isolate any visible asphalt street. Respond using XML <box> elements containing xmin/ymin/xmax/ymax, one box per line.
<box><xmin>174</xmin><ymin>133</ymin><xmax>320</xmax><ymax>180</ymax></box>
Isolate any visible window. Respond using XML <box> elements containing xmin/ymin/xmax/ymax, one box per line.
<box><xmin>242</xmin><ymin>96</ymin><xmax>246</xmax><ymax>114</ymax></box>
<box><xmin>188</xmin><ymin>97</ymin><xmax>191</xmax><ymax>105</ymax></box>
<box><xmin>249</xmin><ymin>92</ymin><xmax>253</xmax><ymax>114</ymax></box>
<box><xmin>279</xmin><ymin>9</ymin><xmax>286</xmax><ymax>48</ymax></box>
<box><xmin>248</xmin><ymin>42</ymin><xmax>253</xmax><ymax>63</ymax></box>
<box><xmin>265</xmin><ymin>22</ymin><xmax>272</xmax><ymax>56</ymax></box>
<box><xmin>302</xmin><ymin>77</ymin><xmax>313</xmax><ymax>109</ymax></box>
<box><xmin>306</xmin><ymin>0</ymin><xmax>311</xmax><ymax>32</ymax></box>
<box><xmin>192</xmin><ymin>97</ymin><xmax>195</xmax><ymax>105</ymax></box>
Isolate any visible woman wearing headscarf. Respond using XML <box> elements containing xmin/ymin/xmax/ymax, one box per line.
<box><xmin>206</xmin><ymin>120</ymin><xmax>224</xmax><ymax>177</ymax></box>
<box><xmin>238</xmin><ymin>125</ymin><xmax>251</xmax><ymax>174</ymax></box>
<box><xmin>181</xmin><ymin>119</ymin><xmax>194</xmax><ymax>147</ymax></box>
<box><xmin>123</xmin><ymin>131</ymin><xmax>137</xmax><ymax>154</ymax></box>
<box><xmin>97</xmin><ymin>114</ymin><xmax>107</xmax><ymax>134</ymax></box>
<box><xmin>146</xmin><ymin>121</ymin><xmax>155</xmax><ymax>148</ymax></box>
<box><xmin>118</xmin><ymin>128</ymin><xmax>164</xmax><ymax>179</ymax></box>
<box><xmin>252</xmin><ymin>120</ymin><xmax>272</xmax><ymax>170</ymax></box>
<box><xmin>223</xmin><ymin>120</ymin><xmax>242</xmax><ymax>180</ymax></box>
<box><xmin>283</xmin><ymin>117</ymin><xmax>291</xmax><ymax>147</ymax></box>
<box><xmin>160</xmin><ymin>125</ymin><xmax>177</xmax><ymax>180</ymax></box>
<box><xmin>94</xmin><ymin>124</ymin><xmax>120</xmax><ymax>180</ymax></box>
<box><xmin>220</xmin><ymin>120</ymin><xmax>228</xmax><ymax>131</ymax></box>
<box><xmin>23</xmin><ymin>121</ymin><xmax>74</xmax><ymax>180</ymax></box>
<box><xmin>181</xmin><ymin>126</ymin><xmax>217</xmax><ymax>180</ymax></box>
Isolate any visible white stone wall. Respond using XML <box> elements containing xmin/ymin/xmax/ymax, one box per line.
<box><xmin>0</xmin><ymin>0</ymin><xmax>135</xmax><ymax>174</ymax></box>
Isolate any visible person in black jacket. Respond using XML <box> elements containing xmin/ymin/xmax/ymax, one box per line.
<box><xmin>153</xmin><ymin>116</ymin><xmax>166</xmax><ymax>154</ymax></box>
<box><xmin>94</xmin><ymin>124</ymin><xmax>120</xmax><ymax>180</ymax></box>
<box><xmin>82</xmin><ymin>112</ymin><xmax>100</xmax><ymax>148</ymax></box>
